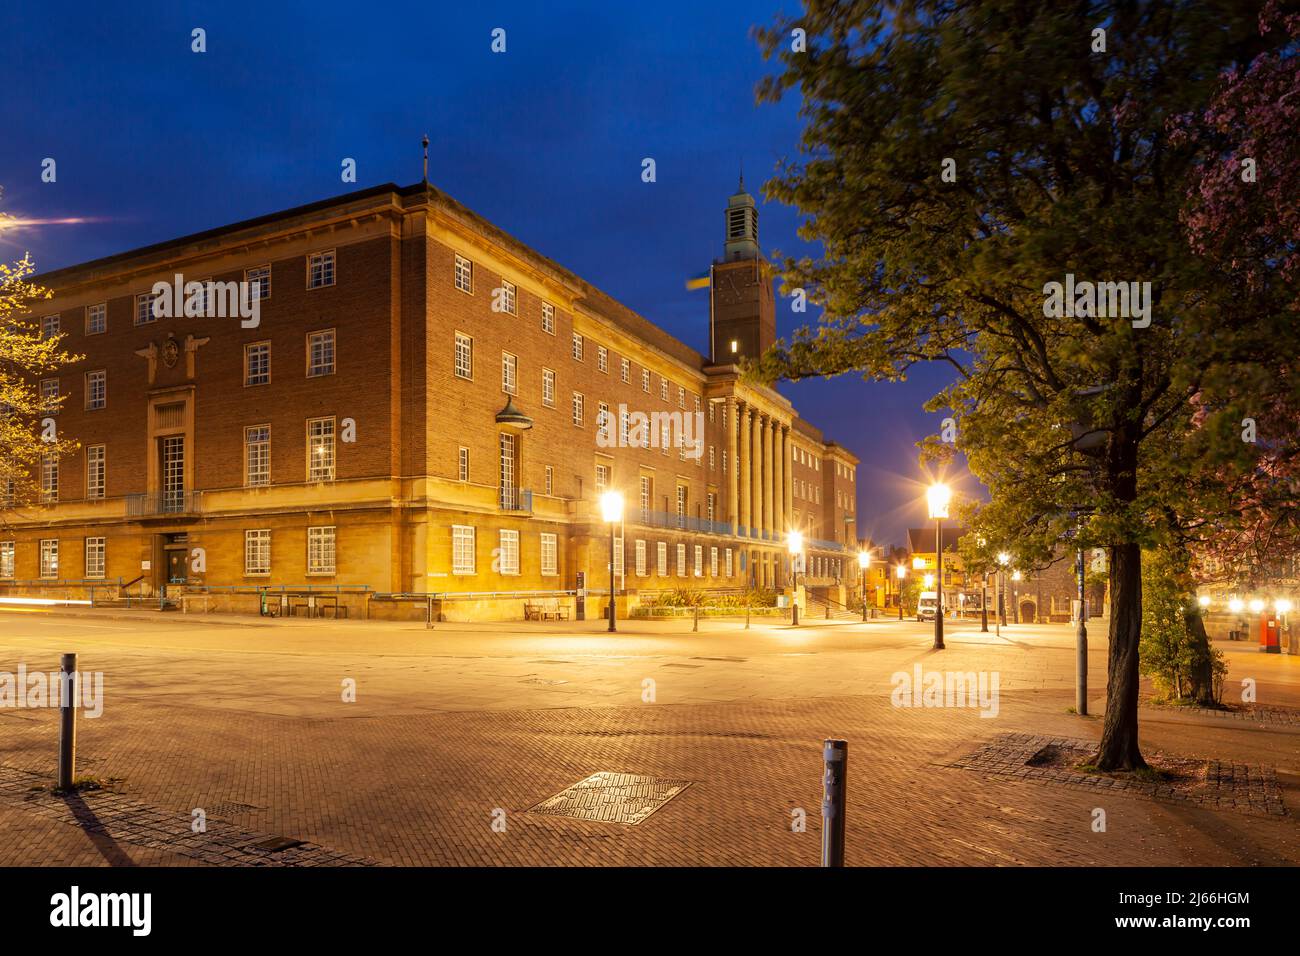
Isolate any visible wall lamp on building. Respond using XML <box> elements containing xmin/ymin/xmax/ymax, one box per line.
<box><xmin>599</xmin><ymin>490</ymin><xmax>624</xmax><ymax>633</ymax></box>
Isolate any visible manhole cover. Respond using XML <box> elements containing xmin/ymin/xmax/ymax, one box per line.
<box><xmin>527</xmin><ymin>772</ymin><xmax>691</xmax><ymax>825</ymax></box>
<box><xmin>248</xmin><ymin>836</ymin><xmax>304</xmax><ymax>853</ymax></box>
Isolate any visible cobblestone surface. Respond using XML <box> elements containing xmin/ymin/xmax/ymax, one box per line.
<box><xmin>948</xmin><ymin>733</ymin><xmax>1287</xmax><ymax>816</ymax></box>
<box><xmin>0</xmin><ymin>766</ymin><xmax>376</xmax><ymax>867</ymax></box>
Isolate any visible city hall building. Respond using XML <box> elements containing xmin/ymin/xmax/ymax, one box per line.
<box><xmin>0</xmin><ymin>178</ymin><xmax>858</xmax><ymax>618</ymax></box>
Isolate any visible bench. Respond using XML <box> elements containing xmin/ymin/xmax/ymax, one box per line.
<box><xmin>524</xmin><ymin>598</ymin><xmax>569</xmax><ymax>621</ymax></box>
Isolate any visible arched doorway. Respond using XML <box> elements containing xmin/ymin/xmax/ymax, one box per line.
<box><xmin>1019</xmin><ymin>599</ymin><xmax>1037</xmax><ymax>623</ymax></box>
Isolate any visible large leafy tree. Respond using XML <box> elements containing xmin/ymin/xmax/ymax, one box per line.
<box><xmin>0</xmin><ymin>228</ymin><xmax>81</xmax><ymax>516</ymax></box>
<box><xmin>753</xmin><ymin>0</ymin><xmax>1290</xmax><ymax>769</ymax></box>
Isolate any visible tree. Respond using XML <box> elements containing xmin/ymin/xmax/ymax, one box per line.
<box><xmin>1140</xmin><ymin>545</ymin><xmax>1224</xmax><ymax>705</ymax></box>
<box><xmin>0</xmin><ymin>236</ymin><xmax>81</xmax><ymax>515</ymax></box>
<box><xmin>753</xmin><ymin>1</ymin><xmax>1290</xmax><ymax>769</ymax></box>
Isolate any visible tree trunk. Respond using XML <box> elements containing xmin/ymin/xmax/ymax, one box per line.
<box><xmin>1183</xmin><ymin>609</ymin><xmax>1217</xmax><ymax>705</ymax></box>
<box><xmin>1094</xmin><ymin>541</ymin><xmax>1148</xmax><ymax>770</ymax></box>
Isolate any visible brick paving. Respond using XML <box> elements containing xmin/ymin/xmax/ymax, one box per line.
<box><xmin>947</xmin><ymin>732</ymin><xmax>1286</xmax><ymax>816</ymax></box>
<box><xmin>0</xmin><ymin>612</ymin><xmax>1297</xmax><ymax>867</ymax></box>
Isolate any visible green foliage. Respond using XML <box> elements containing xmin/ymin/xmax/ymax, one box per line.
<box><xmin>1140</xmin><ymin>548</ymin><xmax>1225</xmax><ymax>704</ymax></box>
<box><xmin>645</xmin><ymin>588</ymin><xmax>776</xmax><ymax>609</ymax></box>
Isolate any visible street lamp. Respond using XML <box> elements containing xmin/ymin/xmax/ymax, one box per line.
<box><xmin>1249</xmin><ymin>598</ymin><xmax>1265</xmax><ymax>614</ymax></box>
<box><xmin>599</xmin><ymin>490</ymin><xmax>624</xmax><ymax>632</ymax></box>
<box><xmin>896</xmin><ymin>564</ymin><xmax>906</xmax><ymax>620</ymax></box>
<box><xmin>857</xmin><ymin>550</ymin><xmax>870</xmax><ymax>622</ymax></box>
<box><xmin>788</xmin><ymin>530</ymin><xmax>804</xmax><ymax>626</ymax></box>
<box><xmin>1198</xmin><ymin>595</ymin><xmax>1211</xmax><ymax>609</ymax></box>
<box><xmin>1011</xmin><ymin>570</ymin><xmax>1021</xmax><ymax>624</ymax></box>
<box><xmin>927</xmin><ymin>483</ymin><xmax>951</xmax><ymax>650</ymax></box>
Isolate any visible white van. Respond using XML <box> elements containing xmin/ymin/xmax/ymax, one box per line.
<box><xmin>917</xmin><ymin>592</ymin><xmax>941</xmax><ymax>622</ymax></box>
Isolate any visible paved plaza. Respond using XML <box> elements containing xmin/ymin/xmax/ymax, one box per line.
<box><xmin>0</xmin><ymin>608</ymin><xmax>1296</xmax><ymax>866</ymax></box>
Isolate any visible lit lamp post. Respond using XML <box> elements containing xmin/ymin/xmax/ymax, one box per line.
<box><xmin>896</xmin><ymin>564</ymin><xmax>906</xmax><ymax>620</ymax></box>
<box><xmin>858</xmin><ymin>550</ymin><xmax>870</xmax><ymax>622</ymax></box>
<box><xmin>1011</xmin><ymin>570</ymin><xmax>1021</xmax><ymax>624</ymax></box>
<box><xmin>926</xmin><ymin>483</ymin><xmax>951</xmax><ymax>650</ymax></box>
<box><xmin>996</xmin><ymin>552</ymin><xmax>1010</xmax><ymax>628</ymax></box>
<box><xmin>599</xmin><ymin>490</ymin><xmax>624</xmax><ymax>632</ymax></box>
<box><xmin>788</xmin><ymin>530</ymin><xmax>804</xmax><ymax>626</ymax></box>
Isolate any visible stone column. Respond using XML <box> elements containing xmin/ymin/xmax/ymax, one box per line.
<box><xmin>782</xmin><ymin>426</ymin><xmax>793</xmax><ymax>533</ymax></box>
<box><xmin>726</xmin><ymin>398</ymin><xmax>739</xmax><ymax>535</ymax></box>
<box><xmin>773</xmin><ymin>419</ymin><xmax>784</xmax><ymax>540</ymax></box>
<box><xmin>763</xmin><ymin>417</ymin><xmax>776</xmax><ymax>537</ymax></box>
<box><xmin>750</xmin><ymin>410</ymin><xmax>764</xmax><ymax>538</ymax></box>
<box><xmin>738</xmin><ymin>404</ymin><xmax>751</xmax><ymax>535</ymax></box>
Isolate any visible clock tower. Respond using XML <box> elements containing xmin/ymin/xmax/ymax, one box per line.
<box><xmin>710</xmin><ymin>176</ymin><xmax>775</xmax><ymax>363</ymax></box>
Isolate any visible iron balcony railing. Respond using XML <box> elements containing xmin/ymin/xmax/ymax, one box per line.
<box><xmin>499</xmin><ymin>487</ymin><xmax>533</xmax><ymax>514</ymax></box>
<box><xmin>126</xmin><ymin>490</ymin><xmax>203</xmax><ymax>516</ymax></box>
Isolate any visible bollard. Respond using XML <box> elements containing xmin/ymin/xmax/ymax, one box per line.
<box><xmin>821</xmin><ymin>738</ymin><xmax>847</xmax><ymax>867</ymax></box>
<box><xmin>745</xmin><ymin>606</ymin><xmax>750</xmax><ymax>630</ymax></box>
<box><xmin>58</xmin><ymin>653</ymin><xmax>77</xmax><ymax>791</ymax></box>
<box><xmin>826</xmin><ymin>602</ymin><xmax>831</xmax><ymax>620</ymax></box>
<box><xmin>693</xmin><ymin>606</ymin><xmax>699</xmax><ymax>632</ymax></box>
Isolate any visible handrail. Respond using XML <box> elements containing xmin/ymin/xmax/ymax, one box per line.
<box><xmin>0</xmin><ymin>577</ymin><xmax>125</xmax><ymax>587</ymax></box>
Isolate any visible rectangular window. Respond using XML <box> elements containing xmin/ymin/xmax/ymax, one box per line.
<box><xmin>307</xmin><ymin>329</ymin><xmax>336</xmax><ymax>377</ymax></box>
<box><xmin>500</xmin><ymin>280</ymin><xmax>518</xmax><ymax>315</ymax></box>
<box><xmin>725</xmin><ymin>548</ymin><xmax>733</xmax><ymax>577</ymax></box>
<box><xmin>455</xmin><ymin>333</ymin><xmax>473</xmax><ymax>379</ymax></box>
<box><xmin>245</xmin><ymin>426</ymin><xmax>270</xmax><ymax>486</ymax></box>
<box><xmin>572</xmin><ymin>392</ymin><xmax>584</xmax><ymax>427</ymax></box>
<box><xmin>308</xmin><ymin>526</ymin><xmax>336</xmax><ymax>575</ymax></box>
<box><xmin>597</xmin><ymin>401</ymin><xmax>610</xmax><ymax>436</ymax></box>
<box><xmin>694</xmin><ymin>544</ymin><xmax>703</xmax><ymax>577</ymax></box>
<box><xmin>41</xmin><ymin>314</ymin><xmax>60</xmax><ymax>339</ymax></box>
<box><xmin>40</xmin><ymin>378</ymin><xmax>59</xmax><ymax>415</ymax></box>
<box><xmin>571</xmin><ymin>333</ymin><xmax>584</xmax><ymax>362</ymax></box>
<box><xmin>85</xmin><ymin>537</ymin><xmax>106</xmax><ymax>579</ymax></box>
<box><xmin>678</xmin><ymin>386</ymin><xmax>685</xmax><ymax>408</ymax></box>
<box><xmin>245</xmin><ymin>342</ymin><xmax>271</xmax><ymax>386</ymax></box>
<box><xmin>545</xmin><ymin>465</ymin><xmax>554</xmax><ymax>495</ymax></box>
<box><xmin>41</xmin><ymin>454</ymin><xmax>58</xmax><ymax>503</ymax></box>
<box><xmin>660</xmin><ymin>378</ymin><xmax>669</xmax><ymax>401</ymax></box>
<box><xmin>620</xmin><ymin>357</ymin><xmax>630</xmax><ymax>383</ymax></box>
<box><xmin>458</xmin><ymin>446</ymin><xmax>470</xmax><ymax>482</ymax></box>
<box><xmin>639</xmin><ymin>475</ymin><xmax>651</xmax><ymax>518</ymax></box>
<box><xmin>501</xmin><ymin>351</ymin><xmax>518</xmax><ymax>395</ymax></box>
<box><xmin>657</xmin><ymin>541</ymin><xmax>668</xmax><ymax>576</ymax></box>
<box><xmin>86</xmin><ymin>444</ymin><xmax>106</xmax><ymax>499</ymax></box>
<box><xmin>710</xmin><ymin>546</ymin><xmax>718</xmax><ymax>577</ymax></box>
<box><xmin>709</xmin><ymin>446</ymin><xmax>715</xmax><ymax>470</ymax></box>
<box><xmin>452</xmin><ymin>525</ymin><xmax>476</xmax><ymax>574</ymax></box>
<box><xmin>635</xmin><ymin>539</ymin><xmax>647</xmax><ymax>576</ymax></box>
<box><xmin>498</xmin><ymin>529</ymin><xmax>519</xmax><ymax>575</ymax></box>
<box><xmin>135</xmin><ymin>292</ymin><xmax>158</xmax><ymax>325</ymax></box>
<box><xmin>307</xmin><ymin>417</ymin><xmax>336</xmax><ymax>482</ymax></box>
<box><xmin>707</xmin><ymin>492</ymin><xmax>716</xmax><ymax>523</ymax></box>
<box><xmin>619</xmin><ymin>407</ymin><xmax>629</xmax><ymax>446</ymax></box>
<box><xmin>84</xmin><ymin>370</ymin><xmax>106</xmax><ymax>410</ymax></box>
<box><xmin>541</xmin><ymin>302</ymin><xmax>555</xmax><ymax>334</ymax></box>
<box><xmin>246</xmin><ymin>264</ymin><xmax>271</xmax><ymax>300</ymax></box>
<box><xmin>40</xmin><ymin>539</ymin><xmax>58</xmax><ymax>578</ymax></box>
<box><xmin>455</xmin><ymin>254</ymin><xmax>473</xmax><ymax>293</ymax></box>
<box><xmin>308</xmin><ymin>251</ymin><xmax>336</xmax><ymax>289</ymax></box>
<box><xmin>613</xmin><ymin>535</ymin><xmax>624</xmax><ymax>576</ymax></box>
<box><xmin>595</xmin><ymin>462</ymin><xmax>610</xmax><ymax>494</ymax></box>
<box><xmin>597</xmin><ymin>346</ymin><xmax>608</xmax><ymax>373</ymax></box>
<box><xmin>244</xmin><ymin>529</ymin><xmax>271</xmax><ymax>575</ymax></box>
<box><xmin>85</xmin><ymin>303</ymin><xmax>106</xmax><ymax>335</ymax></box>
<box><xmin>642</xmin><ymin>369</ymin><xmax>650</xmax><ymax>392</ymax></box>
<box><xmin>676</xmin><ymin>543</ymin><xmax>687</xmax><ymax>577</ymax></box>
<box><xmin>540</xmin><ymin>532</ymin><xmax>558</xmax><ymax>576</ymax></box>
<box><xmin>541</xmin><ymin>368</ymin><xmax>555</xmax><ymax>407</ymax></box>
<box><xmin>0</xmin><ymin>541</ymin><xmax>13</xmax><ymax>579</ymax></box>
<box><xmin>676</xmin><ymin>486</ymin><xmax>687</xmax><ymax>524</ymax></box>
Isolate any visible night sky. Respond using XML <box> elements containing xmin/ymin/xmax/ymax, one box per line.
<box><xmin>1</xmin><ymin>0</ymin><xmax>970</xmax><ymax>546</ymax></box>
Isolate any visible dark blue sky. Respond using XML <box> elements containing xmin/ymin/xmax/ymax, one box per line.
<box><xmin>1</xmin><ymin>0</ymin><xmax>966</xmax><ymax>545</ymax></box>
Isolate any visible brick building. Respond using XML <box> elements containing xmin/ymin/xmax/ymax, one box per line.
<box><xmin>0</xmin><ymin>178</ymin><xmax>857</xmax><ymax>618</ymax></box>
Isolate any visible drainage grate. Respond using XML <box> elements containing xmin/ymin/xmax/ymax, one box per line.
<box><xmin>527</xmin><ymin>772</ymin><xmax>691</xmax><ymax>825</ymax></box>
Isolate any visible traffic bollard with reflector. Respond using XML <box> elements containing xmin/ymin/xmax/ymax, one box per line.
<box><xmin>821</xmin><ymin>738</ymin><xmax>847</xmax><ymax>867</ymax></box>
<box><xmin>58</xmin><ymin>653</ymin><xmax>77</xmax><ymax>791</ymax></box>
